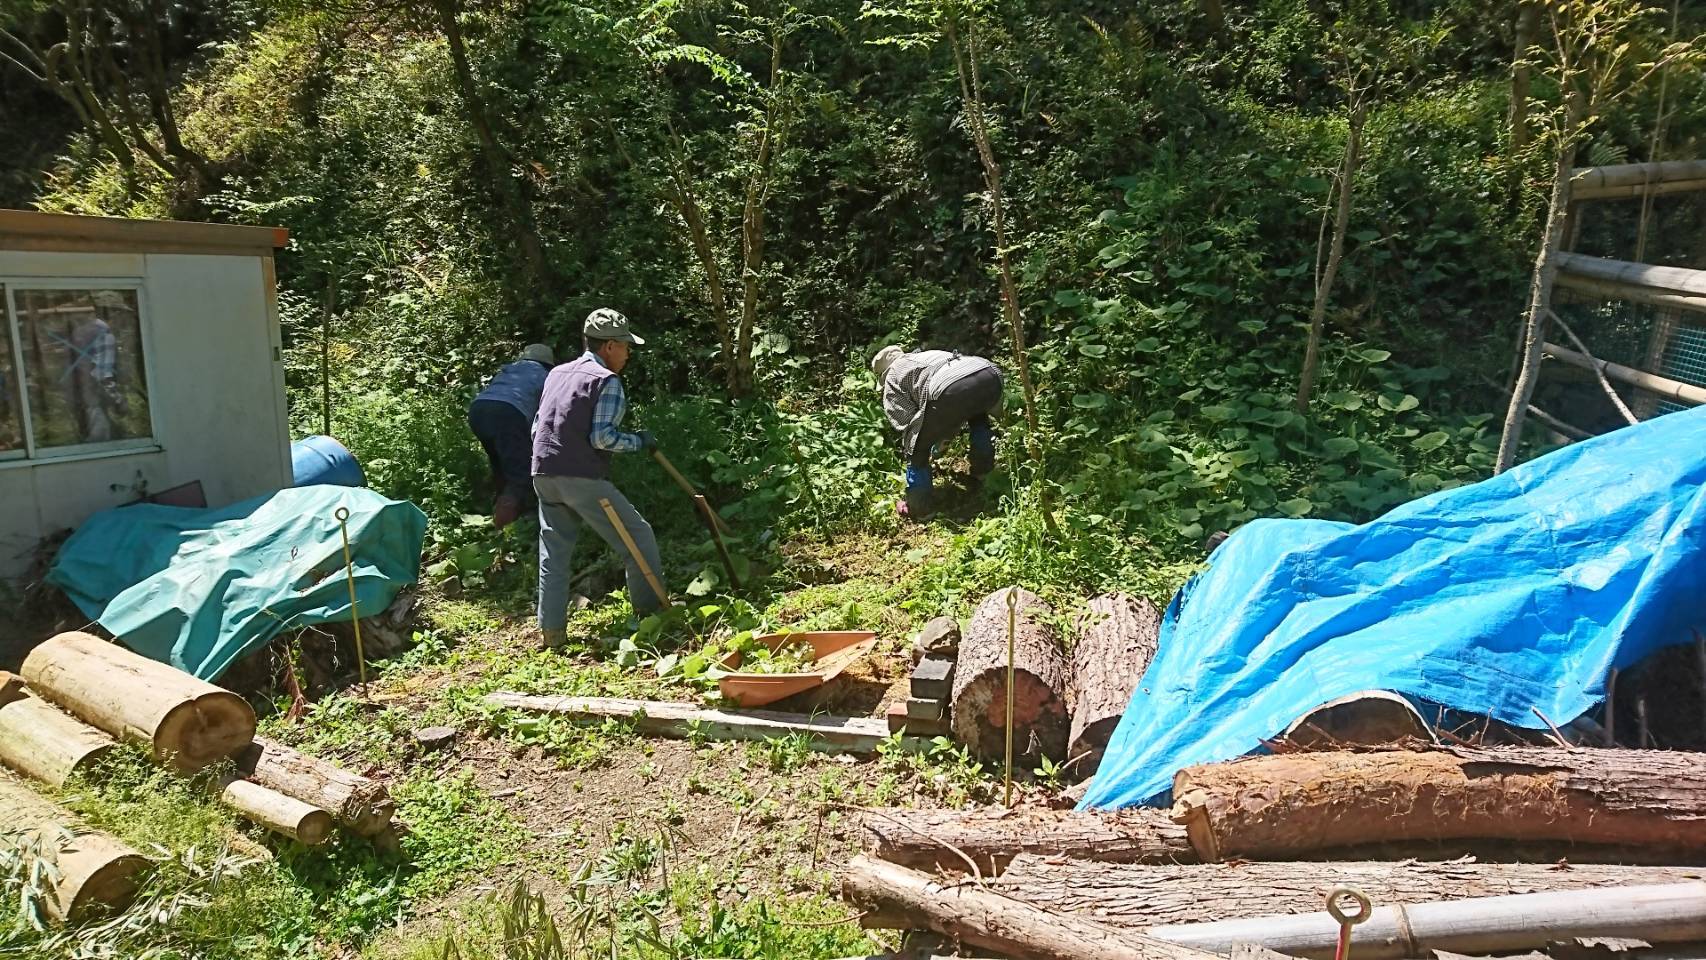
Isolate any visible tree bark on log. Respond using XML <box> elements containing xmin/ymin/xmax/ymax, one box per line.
<box><xmin>951</xmin><ymin>588</ymin><xmax>1071</xmax><ymax>763</ymax></box>
<box><xmin>217</xmin><ymin>777</ymin><xmax>334</xmax><ymax>846</ymax></box>
<box><xmin>861</xmin><ymin>805</ymin><xmax>1195</xmax><ymax>875</ymax></box>
<box><xmin>840</xmin><ymin>854</ymin><xmax>1222</xmax><ymax>960</ymax></box>
<box><xmin>234</xmin><ymin>737</ymin><xmax>393</xmax><ymax>835</ymax></box>
<box><xmin>1069</xmin><ymin>593</ymin><xmax>1160</xmax><ymax>776</ymax></box>
<box><xmin>0</xmin><ymin>693</ymin><xmax>118</xmax><ymax>787</ymax></box>
<box><xmin>21</xmin><ymin>632</ymin><xmax>256</xmax><ymax>772</ymax></box>
<box><xmin>1171</xmin><ymin>746</ymin><xmax>1706</xmax><ymax>862</ymax></box>
<box><xmin>0</xmin><ymin>772</ymin><xmax>149</xmax><ymax>921</ymax></box>
<box><xmin>990</xmin><ymin>855</ymin><xmax>1706</xmax><ymax>929</ymax></box>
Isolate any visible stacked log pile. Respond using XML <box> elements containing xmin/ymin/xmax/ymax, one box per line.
<box><xmin>844</xmin><ymin>744</ymin><xmax>1706</xmax><ymax>960</ymax></box>
<box><xmin>0</xmin><ymin>633</ymin><xmax>399</xmax><ymax>921</ymax></box>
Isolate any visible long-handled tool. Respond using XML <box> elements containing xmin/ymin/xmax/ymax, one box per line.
<box><xmin>651</xmin><ymin>449</ymin><xmax>736</xmax><ymax>539</ymax></box>
<box><xmin>694</xmin><ymin>493</ymin><xmax>741</xmax><ymax>589</ymax></box>
<box><xmin>598</xmin><ymin>497</ymin><xmax>672</xmax><ymax>610</ymax></box>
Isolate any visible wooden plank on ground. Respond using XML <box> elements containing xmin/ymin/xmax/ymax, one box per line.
<box><xmin>483</xmin><ymin>692</ymin><xmax>924</xmax><ymax>754</ymax></box>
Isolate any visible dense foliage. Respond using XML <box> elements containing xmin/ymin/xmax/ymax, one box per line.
<box><xmin>3</xmin><ymin>3</ymin><xmax>1706</xmax><ymax>953</ymax></box>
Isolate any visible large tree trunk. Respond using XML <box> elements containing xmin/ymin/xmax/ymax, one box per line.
<box><xmin>21</xmin><ymin>632</ymin><xmax>256</xmax><ymax>772</ymax></box>
<box><xmin>840</xmin><ymin>854</ymin><xmax>1222</xmax><ymax>960</ymax></box>
<box><xmin>951</xmin><ymin>588</ymin><xmax>1072</xmax><ymax>764</ymax></box>
<box><xmin>0</xmin><ymin>772</ymin><xmax>149</xmax><ymax>921</ymax></box>
<box><xmin>861</xmin><ymin>805</ymin><xmax>1195</xmax><ymax>876</ymax></box>
<box><xmin>990</xmin><ymin>855</ymin><xmax>1706</xmax><ymax>929</ymax></box>
<box><xmin>1171</xmin><ymin>746</ymin><xmax>1706</xmax><ymax>862</ymax></box>
<box><xmin>217</xmin><ymin>777</ymin><xmax>334</xmax><ymax>846</ymax></box>
<box><xmin>0</xmin><ymin>692</ymin><xmax>118</xmax><ymax>787</ymax></box>
<box><xmin>1497</xmin><ymin>95</ymin><xmax>1583</xmax><ymax>473</ymax></box>
<box><xmin>1068</xmin><ymin>593</ymin><xmax>1160</xmax><ymax>776</ymax></box>
<box><xmin>234</xmin><ymin>737</ymin><xmax>394</xmax><ymax>835</ymax></box>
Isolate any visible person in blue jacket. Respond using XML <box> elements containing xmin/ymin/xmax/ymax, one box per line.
<box><xmin>469</xmin><ymin>343</ymin><xmax>555</xmax><ymax>529</ymax></box>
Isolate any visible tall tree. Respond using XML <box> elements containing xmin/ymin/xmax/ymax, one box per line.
<box><xmin>1295</xmin><ymin>1</ymin><xmax>1444</xmax><ymax>414</ymax></box>
<box><xmin>1</xmin><ymin>0</ymin><xmax>214</xmax><ymax>198</ymax></box>
<box><xmin>861</xmin><ymin>0</ymin><xmax>1044</xmax><ymax>470</ymax></box>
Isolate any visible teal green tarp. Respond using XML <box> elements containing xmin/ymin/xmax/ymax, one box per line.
<box><xmin>48</xmin><ymin>487</ymin><xmax>427</xmax><ymax>680</ymax></box>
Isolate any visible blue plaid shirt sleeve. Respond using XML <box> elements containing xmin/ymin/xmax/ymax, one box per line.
<box><xmin>589</xmin><ymin>376</ymin><xmax>643</xmax><ymax>453</ymax></box>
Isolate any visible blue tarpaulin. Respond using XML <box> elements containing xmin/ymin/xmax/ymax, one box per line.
<box><xmin>1080</xmin><ymin>405</ymin><xmax>1706</xmax><ymax>810</ymax></box>
<box><xmin>48</xmin><ymin>487</ymin><xmax>427</xmax><ymax>680</ymax></box>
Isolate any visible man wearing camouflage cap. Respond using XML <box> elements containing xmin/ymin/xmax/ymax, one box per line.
<box><xmin>531</xmin><ymin>308</ymin><xmax>666</xmax><ymax>648</ymax></box>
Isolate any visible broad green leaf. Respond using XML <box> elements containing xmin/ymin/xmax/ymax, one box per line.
<box><xmin>1078</xmin><ymin>343</ymin><xmax>1109</xmax><ymax>358</ymax></box>
<box><xmin>1378</xmin><ymin>393</ymin><xmax>1419</xmax><ymax>413</ymax></box>
<box><xmin>685</xmin><ymin>567</ymin><xmax>720</xmax><ymax>597</ymax></box>
<box><xmin>1072</xmin><ymin>393</ymin><xmax>1109</xmax><ymax>409</ymax></box>
<box><xmin>1355</xmin><ymin>348</ymin><xmax>1392</xmax><ymax>363</ymax></box>
<box><xmin>1323</xmin><ymin>437</ymin><xmax>1360</xmax><ymax>458</ymax></box>
<box><xmin>654</xmin><ymin>653</ymin><xmax>679</xmax><ymax>677</ymax></box>
<box><xmin>1413</xmin><ymin>431</ymin><xmax>1450</xmax><ymax>452</ymax></box>
<box><xmin>1201</xmin><ymin>405</ymin><xmax>1235</xmax><ymax>421</ymax></box>
<box><xmin>1276</xmin><ymin>498</ymin><xmax>1313</xmax><ymax>517</ymax></box>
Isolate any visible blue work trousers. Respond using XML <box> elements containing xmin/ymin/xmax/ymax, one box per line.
<box><xmin>533</xmin><ymin>475</ymin><xmax>667</xmax><ymax>630</ymax></box>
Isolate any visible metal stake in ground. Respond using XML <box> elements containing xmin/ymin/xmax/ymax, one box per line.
<box><xmin>1004</xmin><ymin>587</ymin><xmax>1017</xmax><ymax>808</ymax></box>
<box><xmin>334</xmin><ymin>506</ymin><xmax>367</xmax><ymax>689</ymax></box>
<box><xmin>1328</xmin><ymin>886</ymin><xmax>1372</xmax><ymax>960</ymax></box>
<box><xmin>598</xmin><ymin>497</ymin><xmax>672</xmax><ymax>610</ymax></box>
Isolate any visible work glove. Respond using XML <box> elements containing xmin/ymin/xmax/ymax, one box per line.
<box><xmin>636</xmin><ymin>430</ymin><xmax>657</xmax><ymax>450</ymax></box>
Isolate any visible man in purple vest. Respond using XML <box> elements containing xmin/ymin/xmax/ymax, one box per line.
<box><xmin>532</xmin><ymin>308</ymin><xmax>667</xmax><ymax>649</ymax></box>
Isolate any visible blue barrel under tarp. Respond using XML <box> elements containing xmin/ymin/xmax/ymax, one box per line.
<box><xmin>290</xmin><ymin>435</ymin><xmax>366</xmax><ymax>488</ymax></box>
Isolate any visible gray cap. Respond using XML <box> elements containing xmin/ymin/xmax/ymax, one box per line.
<box><xmin>871</xmin><ymin>345</ymin><xmax>903</xmax><ymax>382</ymax></box>
<box><xmin>520</xmin><ymin>343</ymin><xmax>555</xmax><ymax>365</ymax></box>
<box><xmin>584</xmin><ymin>308</ymin><xmax>645</xmax><ymax>345</ymax></box>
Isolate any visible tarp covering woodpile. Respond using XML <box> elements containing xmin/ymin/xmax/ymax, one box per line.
<box><xmin>1081</xmin><ymin>404</ymin><xmax>1706</xmax><ymax>809</ymax></box>
<box><xmin>48</xmin><ymin>487</ymin><xmax>426</xmax><ymax>681</ymax></box>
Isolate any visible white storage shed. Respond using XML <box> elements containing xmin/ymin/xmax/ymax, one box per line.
<box><xmin>0</xmin><ymin>210</ymin><xmax>291</xmax><ymax>580</ymax></box>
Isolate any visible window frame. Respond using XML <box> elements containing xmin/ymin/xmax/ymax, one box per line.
<box><xmin>0</xmin><ymin>278</ymin><xmax>162</xmax><ymax>465</ymax></box>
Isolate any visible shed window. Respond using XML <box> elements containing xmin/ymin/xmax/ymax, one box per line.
<box><xmin>1</xmin><ymin>285</ymin><xmax>154</xmax><ymax>460</ymax></box>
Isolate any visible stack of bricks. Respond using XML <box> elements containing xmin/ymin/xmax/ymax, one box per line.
<box><xmin>885</xmin><ymin>617</ymin><xmax>959</xmax><ymax>738</ymax></box>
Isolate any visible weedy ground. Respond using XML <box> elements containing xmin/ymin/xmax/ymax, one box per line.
<box><xmin>3</xmin><ymin>523</ymin><xmax>1055</xmax><ymax>960</ymax></box>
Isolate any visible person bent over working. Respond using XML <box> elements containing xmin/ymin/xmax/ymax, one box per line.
<box><xmin>871</xmin><ymin>345</ymin><xmax>1003</xmax><ymax>518</ymax></box>
<box><xmin>469</xmin><ymin>343</ymin><xmax>555</xmax><ymax>529</ymax></box>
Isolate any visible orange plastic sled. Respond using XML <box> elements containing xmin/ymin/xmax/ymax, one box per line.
<box><xmin>717</xmin><ymin>630</ymin><xmax>880</xmax><ymax>708</ymax></box>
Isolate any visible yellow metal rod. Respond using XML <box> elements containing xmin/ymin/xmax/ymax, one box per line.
<box><xmin>334</xmin><ymin>506</ymin><xmax>367</xmax><ymax>688</ymax></box>
<box><xmin>1004</xmin><ymin>587</ymin><xmax>1017</xmax><ymax>808</ymax></box>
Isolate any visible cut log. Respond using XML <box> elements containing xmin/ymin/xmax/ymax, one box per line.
<box><xmin>483</xmin><ymin>692</ymin><xmax>926</xmax><ymax>754</ymax></box>
<box><xmin>951</xmin><ymin>588</ymin><xmax>1071</xmax><ymax>763</ymax></box>
<box><xmin>217</xmin><ymin>777</ymin><xmax>333</xmax><ymax>846</ymax></box>
<box><xmin>1280</xmin><ymin>690</ymin><xmax>1435</xmax><ymax>750</ymax></box>
<box><xmin>0</xmin><ymin>693</ymin><xmax>119</xmax><ymax>787</ymax></box>
<box><xmin>21</xmin><ymin>632</ymin><xmax>256</xmax><ymax>772</ymax></box>
<box><xmin>1171</xmin><ymin>746</ymin><xmax>1706</xmax><ymax>862</ymax></box>
<box><xmin>991</xmin><ymin>856</ymin><xmax>1706</xmax><ymax>929</ymax></box>
<box><xmin>234</xmin><ymin>737</ymin><xmax>394</xmax><ymax>835</ymax></box>
<box><xmin>861</xmin><ymin>805</ymin><xmax>1195</xmax><ymax>875</ymax></box>
<box><xmin>0</xmin><ymin>771</ymin><xmax>149</xmax><ymax>921</ymax></box>
<box><xmin>840</xmin><ymin>854</ymin><xmax>1221</xmax><ymax>960</ymax></box>
<box><xmin>1068</xmin><ymin>593</ymin><xmax>1160</xmax><ymax>775</ymax></box>
<box><xmin>1147</xmin><ymin>882</ymin><xmax>1706</xmax><ymax>960</ymax></box>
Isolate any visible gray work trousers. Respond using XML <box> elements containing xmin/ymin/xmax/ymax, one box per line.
<box><xmin>533</xmin><ymin>475</ymin><xmax>667</xmax><ymax>630</ymax></box>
